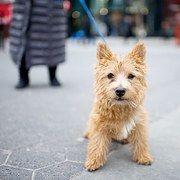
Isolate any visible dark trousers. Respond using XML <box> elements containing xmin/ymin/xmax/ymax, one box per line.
<box><xmin>19</xmin><ymin>54</ymin><xmax>29</xmax><ymax>81</ymax></box>
<box><xmin>19</xmin><ymin>55</ymin><xmax>57</xmax><ymax>80</ymax></box>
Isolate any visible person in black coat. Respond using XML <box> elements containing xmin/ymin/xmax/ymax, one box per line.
<box><xmin>10</xmin><ymin>0</ymin><xmax>67</xmax><ymax>88</ymax></box>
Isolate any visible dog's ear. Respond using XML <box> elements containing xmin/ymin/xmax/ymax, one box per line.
<box><xmin>97</xmin><ymin>42</ymin><xmax>112</xmax><ymax>61</ymax></box>
<box><xmin>129</xmin><ymin>41</ymin><xmax>146</xmax><ymax>64</ymax></box>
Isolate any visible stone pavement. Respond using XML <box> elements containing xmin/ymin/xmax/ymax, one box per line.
<box><xmin>0</xmin><ymin>38</ymin><xmax>180</xmax><ymax>180</ymax></box>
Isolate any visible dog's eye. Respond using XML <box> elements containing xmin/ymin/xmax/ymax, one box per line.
<box><xmin>128</xmin><ymin>73</ymin><xmax>135</xmax><ymax>79</ymax></box>
<box><xmin>107</xmin><ymin>73</ymin><xmax>114</xmax><ymax>79</ymax></box>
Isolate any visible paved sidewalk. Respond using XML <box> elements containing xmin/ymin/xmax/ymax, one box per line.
<box><xmin>0</xmin><ymin>38</ymin><xmax>180</xmax><ymax>180</ymax></box>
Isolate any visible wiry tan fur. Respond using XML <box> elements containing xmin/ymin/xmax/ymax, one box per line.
<box><xmin>84</xmin><ymin>42</ymin><xmax>153</xmax><ymax>171</ymax></box>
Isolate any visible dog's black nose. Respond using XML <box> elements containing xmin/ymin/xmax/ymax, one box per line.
<box><xmin>115</xmin><ymin>88</ymin><xmax>126</xmax><ymax>97</ymax></box>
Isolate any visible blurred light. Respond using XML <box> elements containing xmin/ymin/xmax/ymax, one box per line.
<box><xmin>63</xmin><ymin>0</ymin><xmax>71</xmax><ymax>12</ymax></box>
<box><xmin>72</xmin><ymin>11</ymin><xmax>80</xmax><ymax>19</ymax></box>
<box><xmin>126</xmin><ymin>7</ymin><xmax>149</xmax><ymax>15</ymax></box>
<box><xmin>170</xmin><ymin>4</ymin><xmax>180</xmax><ymax>12</ymax></box>
<box><xmin>126</xmin><ymin>7</ymin><xmax>138</xmax><ymax>14</ymax></box>
<box><xmin>140</xmin><ymin>8</ymin><xmax>149</xmax><ymax>15</ymax></box>
<box><xmin>100</xmin><ymin>8</ymin><xmax>108</xmax><ymax>15</ymax></box>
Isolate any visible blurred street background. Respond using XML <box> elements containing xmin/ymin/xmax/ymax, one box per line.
<box><xmin>0</xmin><ymin>0</ymin><xmax>180</xmax><ymax>180</ymax></box>
<box><xmin>1</xmin><ymin>0</ymin><xmax>180</xmax><ymax>44</ymax></box>
<box><xmin>67</xmin><ymin>0</ymin><xmax>180</xmax><ymax>40</ymax></box>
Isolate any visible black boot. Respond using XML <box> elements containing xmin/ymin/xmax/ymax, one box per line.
<box><xmin>15</xmin><ymin>77</ymin><xmax>29</xmax><ymax>89</ymax></box>
<box><xmin>48</xmin><ymin>66</ymin><xmax>61</xmax><ymax>87</ymax></box>
<box><xmin>15</xmin><ymin>62</ymin><xmax>29</xmax><ymax>89</ymax></box>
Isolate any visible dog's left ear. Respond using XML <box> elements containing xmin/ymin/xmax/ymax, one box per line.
<box><xmin>129</xmin><ymin>41</ymin><xmax>146</xmax><ymax>64</ymax></box>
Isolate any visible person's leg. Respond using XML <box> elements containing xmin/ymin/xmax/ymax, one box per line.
<box><xmin>0</xmin><ymin>25</ymin><xmax>4</xmax><ymax>49</ymax></box>
<box><xmin>15</xmin><ymin>54</ymin><xmax>29</xmax><ymax>89</ymax></box>
<box><xmin>48</xmin><ymin>66</ymin><xmax>61</xmax><ymax>86</ymax></box>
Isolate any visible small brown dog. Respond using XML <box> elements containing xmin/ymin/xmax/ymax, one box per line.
<box><xmin>84</xmin><ymin>42</ymin><xmax>153</xmax><ymax>171</ymax></box>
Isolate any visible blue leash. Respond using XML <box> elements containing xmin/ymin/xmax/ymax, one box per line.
<box><xmin>79</xmin><ymin>0</ymin><xmax>107</xmax><ymax>44</ymax></box>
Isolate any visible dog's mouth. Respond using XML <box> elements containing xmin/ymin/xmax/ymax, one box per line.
<box><xmin>116</xmin><ymin>97</ymin><xmax>126</xmax><ymax>101</ymax></box>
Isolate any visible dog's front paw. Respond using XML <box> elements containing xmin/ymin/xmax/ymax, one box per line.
<box><xmin>133</xmin><ymin>154</ymin><xmax>153</xmax><ymax>165</ymax></box>
<box><xmin>85</xmin><ymin>158</ymin><xmax>104</xmax><ymax>171</ymax></box>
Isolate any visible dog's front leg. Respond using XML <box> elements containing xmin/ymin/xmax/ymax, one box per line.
<box><xmin>128</xmin><ymin>120</ymin><xmax>153</xmax><ymax>165</ymax></box>
<box><xmin>85</xmin><ymin>131</ymin><xmax>111</xmax><ymax>171</ymax></box>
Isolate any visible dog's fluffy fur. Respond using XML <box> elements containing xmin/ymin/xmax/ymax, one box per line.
<box><xmin>84</xmin><ymin>42</ymin><xmax>153</xmax><ymax>171</ymax></box>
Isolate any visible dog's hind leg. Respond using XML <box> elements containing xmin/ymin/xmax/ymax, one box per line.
<box><xmin>112</xmin><ymin>138</ymin><xmax>129</xmax><ymax>145</ymax></box>
<box><xmin>119</xmin><ymin>139</ymin><xmax>129</xmax><ymax>145</ymax></box>
<box><xmin>83</xmin><ymin>130</ymin><xmax>90</xmax><ymax>139</ymax></box>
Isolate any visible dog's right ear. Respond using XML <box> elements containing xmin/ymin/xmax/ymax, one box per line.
<box><xmin>97</xmin><ymin>42</ymin><xmax>112</xmax><ymax>61</ymax></box>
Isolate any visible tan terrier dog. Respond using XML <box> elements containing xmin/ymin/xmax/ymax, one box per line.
<box><xmin>84</xmin><ymin>42</ymin><xmax>153</xmax><ymax>171</ymax></box>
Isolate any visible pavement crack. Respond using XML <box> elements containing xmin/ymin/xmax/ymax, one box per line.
<box><xmin>66</xmin><ymin>160</ymin><xmax>83</xmax><ymax>164</ymax></box>
<box><xmin>31</xmin><ymin>171</ymin><xmax>36</xmax><ymax>180</ymax></box>
<box><xmin>64</xmin><ymin>147</ymin><xmax>68</xmax><ymax>161</ymax></box>
<box><xmin>33</xmin><ymin>160</ymin><xmax>66</xmax><ymax>172</ymax></box>
<box><xmin>3</xmin><ymin>150</ymin><xmax>12</xmax><ymax>165</ymax></box>
<box><xmin>0</xmin><ymin>164</ymin><xmax>33</xmax><ymax>171</ymax></box>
